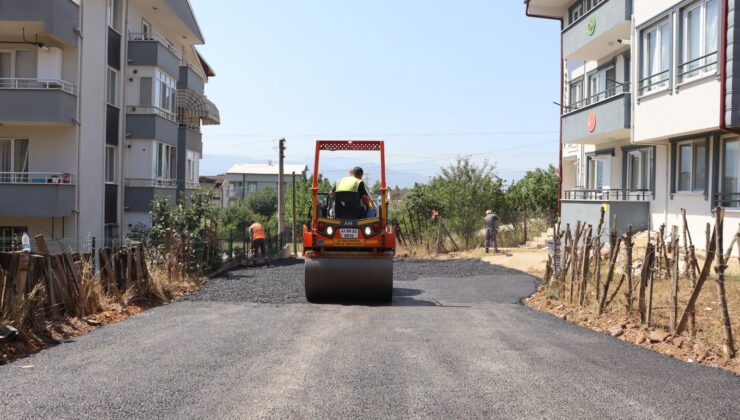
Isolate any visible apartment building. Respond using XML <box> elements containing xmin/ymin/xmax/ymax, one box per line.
<box><xmin>526</xmin><ymin>0</ymin><xmax>740</xmax><ymax>250</ymax></box>
<box><xmin>0</xmin><ymin>0</ymin><xmax>219</xmax><ymax>249</ymax></box>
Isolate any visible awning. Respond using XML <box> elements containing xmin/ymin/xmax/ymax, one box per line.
<box><xmin>177</xmin><ymin>89</ymin><xmax>220</xmax><ymax>126</ymax></box>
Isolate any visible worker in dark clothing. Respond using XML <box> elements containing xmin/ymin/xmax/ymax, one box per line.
<box><xmin>484</xmin><ymin>210</ymin><xmax>501</xmax><ymax>254</ymax></box>
<box><xmin>331</xmin><ymin>167</ymin><xmax>376</xmax><ymax>218</ymax></box>
<box><xmin>248</xmin><ymin>220</ymin><xmax>270</xmax><ymax>265</ymax></box>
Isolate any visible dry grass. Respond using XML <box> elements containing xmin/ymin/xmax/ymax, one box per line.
<box><xmin>2</xmin><ymin>251</ymin><xmax>205</xmax><ymax>365</ymax></box>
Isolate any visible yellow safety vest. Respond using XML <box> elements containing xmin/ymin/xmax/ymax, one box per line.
<box><xmin>336</xmin><ymin>176</ymin><xmax>363</xmax><ymax>193</ymax></box>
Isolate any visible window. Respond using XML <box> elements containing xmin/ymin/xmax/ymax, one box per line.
<box><xmin>105</xmin><ymin>146</ymin><xmax>116</xmax><ymax>183</ymax></box>
<box><xmin>679</xmin><ymin>0</ymin><xmax>719</xmax><ymax>81</ymax></box>
<box><xmin>640</xmin><ymin>20</ymin><xmax>671</xmax><ymax>94</ymax></box>
<box><xmin>107</xmin><ymin>0</ymin><xmax>121</xmax><ymax>31</ymax></box>
<box><xmin>142</xmin><ymin>19</ymin><xmax>151</xmax><ymax>36</ymax></box>
<box><xmin>587</xmin><ymin>65</ymin><xmax>618</xmax><ymax>105</ymax></box>
<box><xmin>588</xmin><ymin>157</ymin><xmax>610</xmax><ymax>190</ymax></box>
<box><xmin>154</xmin><ymin>70</ymin><xmax>176</xmax><ymax>114</ymax></box>
<box><xmin>721</xmin><ymin>138</ymin><xmax>740</xmax><ymax>205</ymax></box>
<box><xmin>627</xmin><ymin>148</ymin><xmax>652</xmax><ymax>191</ymax></box>
<box><xmin>569</xmin><ymin>79</ymin><xmax>583</xmax><ymax>109</ymax></box>
<box><xmin>676</xmin><ymin>140</ymin><xmax>706</xmax><ymax>192</ymax></box>
<box><xmin>155</xmin><ymin>142</ymin><xmax>176</xmax><ymax>180</ymax></box>
<box><xmin>106</xmin><ymin>67</ymin><xmax>118</xmax><ymax>105</ymax></box>
<box><xmin>570</xmin><ymin>3</ymin><xmax>583</xmax><ymax>23</ymax></box>
<box><xmin>0</xmin><ymin>49</ymin><xmax>36</xmax><ymax>80</ymax></box>
<box><xmin>0</xmin><ymin>139</ymin><xmax>29</xmax><ymax>182</ymax></box>
<box><xmin>248</xmin><ymin>182</ymin><xmax>258</xmax><ymax>193</ymax></box>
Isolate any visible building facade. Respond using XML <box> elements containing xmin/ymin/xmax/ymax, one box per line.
<box><xmin>225</xmin><ymin>164</ymin><xmax>308</xmax><ymax>206</ymax></box>
<box><xmin>0</xmin><ymin>0</ymin><xmax>219</xmax><ymax>250</ymax></box>
<box><xmin>526</xmin><ymin>0</ymin><xmax>740</xmax><ymax>250</ymax></box>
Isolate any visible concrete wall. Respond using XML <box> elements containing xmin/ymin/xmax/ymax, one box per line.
<box><xmin>124</xmin><ymin>186</ymin><xmax>176</xmax><ymax>213</ymax></box>
<box><xmin>0</xmin><ymin>184</ymin><xmax>75</xmax><ymax>217</ymax></box>
<box><xmin>0</xmin><ymin>0</ymin><xmax>80</xmax><ymax>46</ymax></box>
<box><xmin>0</xmin><ymin>90</ymin><xmax>77</xmax><ymax>125</ymax></box>
<box><xmin>78</xmin><ymin>0</ymin><xmax>108</xmax><ymax>242</ymax></box>
<box><xmin>563</xmin><ymin>93</ymin><xmax>630</xmax><ymax>143</ymax></box>
<box><xmin>126</xmin><ymin>114</ymin><xmax>178</xmax><ymax>146</ymax></box>
<box><xmin>127</xmin><ymin>41</ymin><xmax>180</xmax><ymax>79</ymax></box>
<box><xmin>563</xmin><ymin>0</ymin><xmax>631</xmax><ymax>60</ymax></box>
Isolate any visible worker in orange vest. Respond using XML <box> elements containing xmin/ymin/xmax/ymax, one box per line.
<box><xmin>248</xmin><ymin>221</ymin><xmax>270</xmax><ymax>264</ymax></box>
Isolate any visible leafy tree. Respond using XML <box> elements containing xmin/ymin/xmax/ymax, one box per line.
<box><xmin>246</xmin><ymin>186</ymin><xmax>278</xmax><ymax>218</ymax></box>
<box><xmin>286</xmin><ymin>173</ymin><xmax>332</xmax><ymax>228</ymax></box>
<box><xmin>506</xmin><ymin>165</ymin><xmax>558</xmax><ymax>218</ymax></box>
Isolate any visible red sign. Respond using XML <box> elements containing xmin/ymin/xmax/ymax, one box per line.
<box><xmin>587</xmin><ymin>112</ymin><xmax>597</xmax><ymax>132</ymax></box>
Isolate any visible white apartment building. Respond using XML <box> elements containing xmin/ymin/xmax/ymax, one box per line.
<box><xmin>0</xmin><ymin>0</ymin><xmax>219</xmax><ymax>249</ymax></box>
<box><xmin>225</xmin><ymin>163</ymin><xmax>308</xmax><ymax>206</ymax></box>
<box><xmin>526</xmin><ymin>0</ymin><xmax>740</xmax><ymax>250</ymax></box>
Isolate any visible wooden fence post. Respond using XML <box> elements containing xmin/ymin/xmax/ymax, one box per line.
<box><xmin>714</xmin><ymin>207</ymin><xmax>736</xmax><ymax>358</ymax></box>
<box><xmin>639</xmin><ymin>242</ymin><xmax>655</xmax><ymax>325</ymax></box>
<box><xmin>676</xmin><ymin>223</ymin><xmax>717</xmax><ymax>335</ymax></box>
<box><xmin>670</xmin><ymin>225</ymin><xmax>679</xmax><ymax>333</ymax></box>
<box><xmin>624</xmin><ymin>225</ymin><xmax>634</xmax><ymax>313</ymax></box>
<box><xmin>598</xmin><ymin>236</ymin><xmax>622</xmax><ymax>315</ymax></box>
<box><xmin>578</xmin><ymin>224</ymin><xmax>593</xmax><ymax>307</ymax></box>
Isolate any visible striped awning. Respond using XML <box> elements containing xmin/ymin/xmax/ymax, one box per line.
<box><xmin>177</xmin><ymin>89</ymin><xmax>220</xmax><ymax>126</ymax></box>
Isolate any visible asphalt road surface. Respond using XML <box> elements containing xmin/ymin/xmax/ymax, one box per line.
<box><xmin>1</xmin><ymin>259</ymin><xmax>738</xmax><ymax>419</ymax></box>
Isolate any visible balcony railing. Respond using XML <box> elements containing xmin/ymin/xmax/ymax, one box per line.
<box><xmin>128</xmin><ymin>32</ymin><xmax>182</xmax><ymax>60</ymax></box>
<box><xmin>125</xmin><ymin>178</ymin><xmax>176</xmax><ymax>188</ymax></box>
<box><xmin>0</xmin><ymin>78</ymin><xmax>76</xmax><ymax>94</ymax></box>
<box><xmin>639</xmin><ymin>70</ymin><xmax>670</xmax><ymax>96</ymax></box>
<box><xmin>564</xmin><ymin>188</ymin><xmax>651</xmax><ymax>201</ymax></box>
<box><xmin>185</xmin><ymin>181</ymin><xmax>200</xmax><ymax>189</ymax></box>
<box><xmin>127</xmin><ymin>105</ymin><xmax>177</xmax><ymax>122</ymax></box>
<box><xmin>565</xmin><ymin>84</ymin><xmax>629</xmax><ymax>114</ymax></box>
<box><xmin>677</xmin><ymin>51</ymin><xmax>718</xmax><ymax>83</ymax></box>
<box><xmin>715</xmin><ymin>192</ymin><xmax>740</xmax><ymax>208</ymax></box>
<box><xmin>0</xmin><ymin>172</ymin><xmax>73</xmax><ymax>184</ymax></box>
<box><xmin>179</xmin><ymin>122</ymin><xmax>201</xmax><ymax>133</ymax></box>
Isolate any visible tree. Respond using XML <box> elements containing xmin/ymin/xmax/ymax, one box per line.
<box><xmin>286</xmin><ymin>173</ymin><xmax>332</xmax><ymax>228</ymax></box>
<box><xmin>246</xmin><ymin>186</ymin><xmax>278</xmax><ymax>218</ymax></box>
<box><xmin>506</xmin><ymin>165</ymin><xmax>558</xmax><ymax>218</ymax></box>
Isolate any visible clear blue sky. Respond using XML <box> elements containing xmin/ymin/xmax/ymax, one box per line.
<box><xmin>189</xmin><ymin>0</ymin><xmax>561</xmax><ymax>187</ymax></box>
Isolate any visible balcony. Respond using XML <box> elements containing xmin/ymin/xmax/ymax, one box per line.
<box><xmin>563</xmin><ymin>189</ymin><xmax>650</xmax><ymax>202</ymax></box>
<box><xmin>0</xmin><ymin>172</ymin><xmax>75</xmax><ymax>217</ymax></box>
<box><xmin>561</xmin><ymin>188</ymin><xmax>650</xmax><ymax>233</ymax></box>
<box><xmin>124</xmin><ymin>178</ymin><xmax>177</xmax><ymax>213</ymax></box>
<box><xmin>0</xmin><ymin>0</ymin><xmax>80</xmax><ymax>47</ymax></box>
<box><xmin>178</xmin><ymin>63</ymin><xmax>205</xmax><ymax>95</ymax></box>
<box><xmin>562</xmin><ymin>85</ymin><xmax>630</xmax><ymax>144</ymax></box>
<box><xmin>127</xmin><ymin>33</ymin><xmax>181</xmax><ymax>78</ymax></box>
<box><xmin>126</xmin><ymin>106</ymin><xmax>178</xmax><ymax>145</ymax></box>
<box><xmin>0</xmin><ymin>79</ymin><xmax>77</xmax><ymax>125</ymax></box>
<box><xmin>563</xmin><ymin>0</ymin><xmax>631</xmax><ymax>61</ymax></box>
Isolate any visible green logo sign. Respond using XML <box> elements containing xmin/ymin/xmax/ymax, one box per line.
<box><xmin>587</xmin><ymin>16</ymin><xmax>596</xmax><ymax>35</ymax></box>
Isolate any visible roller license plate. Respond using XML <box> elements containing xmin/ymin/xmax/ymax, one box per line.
<box><xmin>340</xmin><ymin>228</ymin><xmax>359</xmax><ymax>239</ymax></box>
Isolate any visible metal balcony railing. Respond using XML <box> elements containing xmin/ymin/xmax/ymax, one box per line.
<box><xmin>127</xmin><ymin>105</ymin><xmax>177</xmax><ymax>122</ymax></box>
<box><xmin>677</xmin><ymin>51</ymin><xmax>718</xmax><ymax>83</ymax></box>
<box><xmin>714</xmin><ymin>192</ymin><xmax>740</xmax><ymax>208</ymax></box>
<box><xmin>128</xmin><ymin>32</ymin><xmax>182</xmax><ymax>60</ymax></box>
<box><xmin>0</xmin><ymin>78</ymin><xmax>76</xmax><ymax>94</ymax></box>
<box><xmin>125</xmin><ymin>178</ymin><xmax>176</xmax><ymax>188</ymax></box>
<box><xmin>185</xmin><ymin>181</ymin><xmax>200</xmax><ymax>189</ymax></box>
<box><xmin>564</xmin><ymin>188</ymin><xmax>651</xmax><ymax>201</ymax></box>
<box><xmin>565</xmin><ymin>83</ymin><xmax>629</xmax><ymax>114</ymax></box>
<box><xmin>639</xmin><ymin>70</ymin><xmax>670</xmax><ymax>96</ymax></box>
<box><xmin>0</xmin><ymin>172</ymin><xmax>73</xmax><ymax>184</ymax></box>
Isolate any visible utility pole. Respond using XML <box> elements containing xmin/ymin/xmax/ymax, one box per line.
<box><xmin>278</xmin><ymin>138</ymin><xmax>286</xmax><ymax>248</ymax></box>
<box><xmin>292</xmin><ymin>171</ymin><xmax>297</xmax><ymax>256</ymax></box>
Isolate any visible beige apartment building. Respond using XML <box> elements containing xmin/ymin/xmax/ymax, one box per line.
<box><xmin>527</xmin><ymin>0</ymin><xmax>740</xmax><ymax>250</ymax></box>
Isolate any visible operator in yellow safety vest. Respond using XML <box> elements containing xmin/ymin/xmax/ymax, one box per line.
<box><xmin>331</xmin><ymin>167</ymin><xmax>376</xmax><ymax>218</ymax></box>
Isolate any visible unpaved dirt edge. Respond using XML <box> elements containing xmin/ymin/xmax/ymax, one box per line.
<box><xmin>482</xmin><ymin>247</ymin><xmax>739</xmax><ymax>376</ymax></box>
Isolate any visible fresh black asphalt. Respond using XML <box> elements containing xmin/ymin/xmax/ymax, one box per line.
<box><xmin>0</xmin><ymin>259</ymin><xmax>738</xmax><ymax>419</ymax></box>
